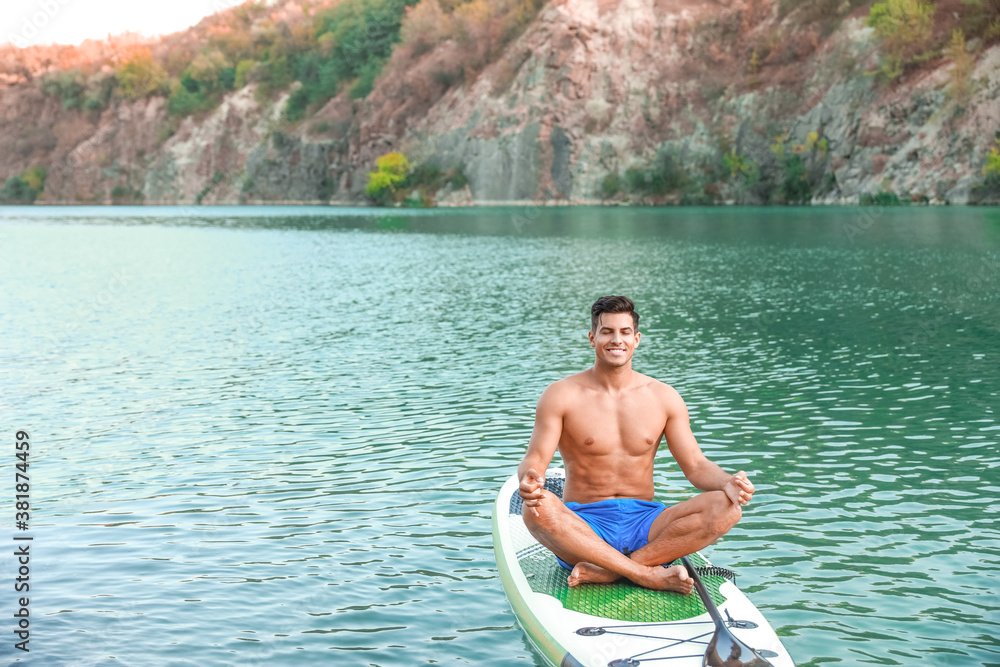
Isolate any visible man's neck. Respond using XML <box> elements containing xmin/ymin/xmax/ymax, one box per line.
<box><xmin>591</xmin><ymin>362</ymin><xmax>633</xmax><ymax>391</ymax></box>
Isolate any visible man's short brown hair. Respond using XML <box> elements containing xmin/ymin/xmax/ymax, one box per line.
<box><xmin>591</xmin><ymin>295</ymin><xmax>639</xmax><ymax>332</ymax></box>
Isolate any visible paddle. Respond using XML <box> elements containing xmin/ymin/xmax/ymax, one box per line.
<box><xmin>680</xmin><ymin>556</ymin><xmax>774</xmax><ymax>667</ymax></box>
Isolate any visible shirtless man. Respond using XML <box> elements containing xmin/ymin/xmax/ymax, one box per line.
<box><xmin>518</xmin><ymin>295</ymin><xmax>755</xmax><ymax>594</ymax></box>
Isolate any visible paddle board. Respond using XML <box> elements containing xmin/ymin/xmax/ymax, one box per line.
<box><xmin>492</xmin><ymin>468</ymin><xmax>795</xmax><ymax>667</ymax></box>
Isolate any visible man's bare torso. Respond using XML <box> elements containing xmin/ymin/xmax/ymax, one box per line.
<box><xmin>555</xmin><ymin>369</ymin><xmax>671</xmax><ymax>504</ymax></box>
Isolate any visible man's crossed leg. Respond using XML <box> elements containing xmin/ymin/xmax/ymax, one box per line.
<box><xmin>522</xmin><ymin>488</ymin><xmax>742</xmax><ymax>594</ymax></box>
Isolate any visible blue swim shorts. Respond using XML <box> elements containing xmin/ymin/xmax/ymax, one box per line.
<box><xmin>555</xmin><ymin>498</ymin><xmax>669</xmax><ymax>570</ymax></box>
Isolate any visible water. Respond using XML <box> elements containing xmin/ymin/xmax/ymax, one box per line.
<box><xmin>1</xmin><ymin>205</ymin><xmax>998</xmax><ymax>666</ymax></box>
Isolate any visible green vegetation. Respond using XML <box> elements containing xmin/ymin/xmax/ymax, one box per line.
<box><xmin>116</xmin><ymin>48</ymin><xmax>168</xmax><ymax>102</ymax></box>
<box><xmin>366</xmin><ymin>152</ymin><xmax>411</xmax><ymax>204</ymax></box>
<box><xmin>606</xmin><ymin>127</ymin><xmax>835</xmax><ymax>206</ymax></box>
<box><xmin>945</xmin><ymin>29</ymin><xmax>975</xmax><ymax>105</ymax></box>
<box><xmin>600</xmin><ymin>172</ymin><xmax>623</xmax><ymax>199</ymax></box>
<box><xmin>0</xmin><ymin>166</ymin><xmax>46</xmax><ymax>204</ymax></box>
<box><xmin>971</xmin><ymin>138</ymin><xmax>1000</xmax><ymax>203</ymax></box>
<box><xmin>866</xmin><ymin>0</ymin><xmax>935</xmax><ymax>80</ymax></box>
<box><xmin>780</xmin><ymin>155</ymin><xmax>812</xmax><ymax>204</ymax></box>
<box><xmin>167</xmin><ymin>49</ymin><xmax>237</xmax><ymax>116</ymax></box>
<box><xmin>24</xmin><ymin>0</ymin><xmax>545</xmax><ymax>134</ymax></box>
<box><xmin>805</xmin><ymin>132</ymin><xmax>828</xmax><ymax>155</ymax></box>
<box><xmin>40</xmin><ymin>69</ymin><xmax>115</xmax><ymax>113</ymax></box>
<box><xmin>859</xmin><ymin>190</ymin><xmax>904</xmax><ymax>205</ymax></box>
<box><xmin>265</xmin><ymin>0</ymin><xmax>415</xmax><ymax>118</ymax></box>
<box><xmin>40</xmin><ymin>69</ymin><xmax>83</xmax><ymax>109</ymax></box>
<box><xmin>363</xmin><ymin>153</ymin><xmax>468</xmax><ymax>205</ymax></box>
<box><xmin>984</xmin><ymin>139</ymin><xmax>1000</xmax><ymax>179</ymax></box>
<box><xmin>234</xmin><ymin>59</ymin><xmax>255</xmax><ymax>89</ymax></box>
<box><xmin>110</xmin><ymin>185</ymin><xmax>143</xmax><ymax>204</ymax></box>
<box><xmin>623</xmin><ymin>149</ymin><xmax>690</xmax><ymax>198</ymax></box>
<box><xmin>723</xmin><ymin>150</ymin><xmax>754</xmax><ymax>180</ymax></box>
<box><xmin>403</xmin><ymin>163</ymin><xmax>466</xmax><ymax>190</ymax></box>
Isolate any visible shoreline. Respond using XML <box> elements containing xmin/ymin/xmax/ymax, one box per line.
<box><xmin>1</xmin><ymin>199</ymin><xmax>988</xmax><ymax>208</ymax></box>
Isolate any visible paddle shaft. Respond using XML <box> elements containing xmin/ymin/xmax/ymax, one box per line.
<box><xmin>680</xmin><ymin>557</ymin><xmax>723</xmax><ymax>625</ymax></box>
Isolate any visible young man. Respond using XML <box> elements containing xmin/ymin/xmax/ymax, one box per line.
<box><xmin>517</xmin><ymin>295</ymin><xmax>755</xmax><ymax>593</ymax></box>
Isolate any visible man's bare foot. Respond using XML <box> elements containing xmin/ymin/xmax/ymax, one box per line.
<box><xmin>636</xmin><ymin>564</ymin><xmax>693</xmax><ymax>594</ymax></box>
<box><xmin>567</xmin><ymin>562</ymin><xmax>692</xmax><ymax>594</ymax></box>
<box><xmin>567</xmin><ymin>562</ymin><xmax>621</xmax><ymax>587</ymax></box>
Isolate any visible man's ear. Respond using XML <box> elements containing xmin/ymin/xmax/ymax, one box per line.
<box><xmin>588</xmin><ymin>330</ymin><xmax>595</xmax><ymax>347</ymax></box>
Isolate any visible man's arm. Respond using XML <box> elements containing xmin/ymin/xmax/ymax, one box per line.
<box><xmin>517</xmin><ymin>383</ymin><xmax>565</xmax><ymax>515</ymax></box>
<box><xmin>662</xmin><ymin>385</ymin><xmax>755</xmax><ymax>506</ymax></box>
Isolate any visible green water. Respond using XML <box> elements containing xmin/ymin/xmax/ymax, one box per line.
<box><xmin>2</xmin><ymin>205</ymin><xmax>998</xmax><ymax>666</ymax></box>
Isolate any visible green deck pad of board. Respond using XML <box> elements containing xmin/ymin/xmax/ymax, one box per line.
<box><xmin>520</xmin><ymin>550</ymin><xmax>728</xmax><ymax>623</ymax></box>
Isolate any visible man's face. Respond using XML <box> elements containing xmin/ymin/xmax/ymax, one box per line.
<box><xmin>589</xmin><ymin>311</ymin><xmax>640</xmax><ymax>367</ymax></box>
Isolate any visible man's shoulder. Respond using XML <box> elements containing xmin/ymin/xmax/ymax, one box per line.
<box><xmin>633</xmin><ymin>373</ymin><xmax>684</xmax><ymax>403</ymax></box>
<box><xmin>535</xmin><ymin>373</ymin><xmax>587</xmax><ymax>416</ymax></box>
<box><xmin>544</xmin><ymin>371</ymin><xmax>591</xmax><ymax>396</ymax></box>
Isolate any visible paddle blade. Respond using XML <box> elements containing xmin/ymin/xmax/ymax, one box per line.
<box><xmin>703</xmin><ymin>623</ymin><xmax>773</xmax><ymax>667</ymax></box>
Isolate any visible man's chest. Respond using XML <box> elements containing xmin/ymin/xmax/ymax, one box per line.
<box><xmin>561</xmin><ymin>394</ymin><xmax>666</xmax><ymax>455</ymax></box>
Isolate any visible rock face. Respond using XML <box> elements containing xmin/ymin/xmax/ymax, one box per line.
<box><xmin>1</xmin><ymin>0</ymin><xmax>998</xmax><ymax>206</ymax></box>
<box><xmin>143</xmin><ymin>87</ymin><xmax>282</xmax><ymax>204</ymax></box>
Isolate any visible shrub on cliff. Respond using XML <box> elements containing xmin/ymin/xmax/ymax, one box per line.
<box><xmin>366</xmin><ymin>152</ymin><xmax>412</xmax><ymax>204</ymax></box>
<box><xmin>624</xmin><ymin>150</ymin><xmax>690</xmax><ymax>199</ymax></box>
<box><xmin>116</xmin><ymin>47</ymin><xmax>168</xmax><ymax>102</ymax></box>
<box><xmin>781</xmin><ymin>155</ymin><xmax>812</xmax><ymax>204</ymax></box>
<box><xmin>866</xmin><ymin>0</ymin><xmax>935</xmax><ymax>80</ymax></box>
<box><xmin>984</xmin><ymin>140</ymin><xmax>1000</xmax><ymax>179</ymax></box>
<box><xmin>394</xmin><ymin>163</ymin><xmax>467</xmax><ymax>205</ymax></box>
<box><xmin>945</xmin><ymin>29</ymin><xmax>975</xmax><ymax>105</ymax></box>
<box><xmin>185</xmin><ymin>50</ymin><xmax>234</xmax><ymax>95</ymax></box>
<box><xmin>40</xmin><ymin>69</ymin><xmax>115</xmax><ymax>113</ymax></box>
<box><xmin>40</xmin><ymin>69</ymin><xmax>85</xmax><ymax>110</ymax></box>
<box><xmin>0</xmin><ymin>166</ymin><xmax>46</xmax><ymax>204</ymax></box>
<box><xmin>723</xmin><ymin>150</ymin><xmax>754</xmax><ymax>180</ymax></box>
<box><xmin>971</xmin><ymin>139</ymin><xmax>1000</xmax><ymax>203</ymax></box>
<box><xmin>234</xmin><ymin>60</ymin><xmax>256</xmax><ymax>89</ymax></box>
<box><xmin>167</xmin><ymin>81</ymin><xmax>215</xmax><ymax>116</ymax></box>
<box><xmin>111</xmin><ymin>185</ymin><xmax>144</xmax><ymax>204</ymax></box>
<box><xmin>600</xmin><ymin>173</ymin><xmax>623</xmax><ymax>200</ymax></box>
<box><xmin>165</xmin><ymin>49</ymin><xmax>239</xmax><ymax>117</ymax></box>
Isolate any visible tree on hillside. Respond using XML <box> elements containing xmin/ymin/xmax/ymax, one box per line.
<box><xmin>866</xmin><ymin>0</ymin><xmax>934</xmax><ymax>80</ymax></box>
<box><xmin>116</xmin><ymin>47</ymin><xmax>168</xmax><ymax>102</ymax></box>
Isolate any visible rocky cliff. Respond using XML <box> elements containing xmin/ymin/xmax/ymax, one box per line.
<box><xmin>1</xmin><ymin>0</ymin><xmax>998</xmax><ymax>206</ymax></box>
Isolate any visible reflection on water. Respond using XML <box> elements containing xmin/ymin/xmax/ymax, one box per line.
<box><xmin>1</xmin><ymin>206</ymin><xmax>998</xmax><ymax>666</ymax></box>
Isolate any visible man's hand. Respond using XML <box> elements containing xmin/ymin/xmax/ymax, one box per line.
<box><xmin>519</xmin><ymin>468</ymin><xmax>546</xmax><ymax>517</ymax></box>
<box><xmin>724</xmin><ymin>471</ymin><xmax>755</xmax><ymax>507</ymax></box>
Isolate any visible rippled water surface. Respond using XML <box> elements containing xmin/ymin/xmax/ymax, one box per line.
<box><xmin>2</xmin><ymin>205</ymin><xmax>999</xmax><ymax>666</ymax></box>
